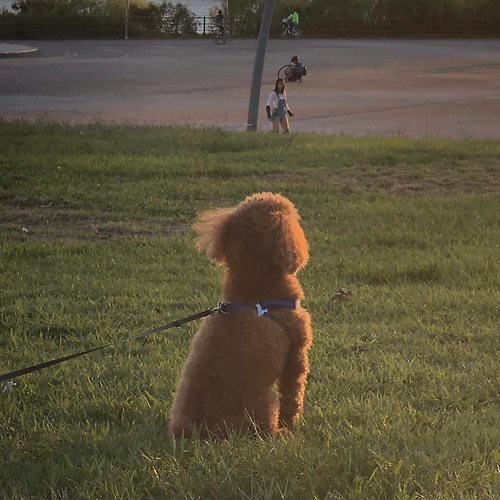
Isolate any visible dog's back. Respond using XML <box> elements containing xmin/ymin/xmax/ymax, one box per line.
<box><xmin>167</xmin><ymin>193</ymin><xmax>312</xmax><ymax>438</ymax></box>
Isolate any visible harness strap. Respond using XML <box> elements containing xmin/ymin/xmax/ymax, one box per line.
<box><xmin>217</xmin><ymin>299</ymin><xmax>298</xmax><ymax>321</ymax></box>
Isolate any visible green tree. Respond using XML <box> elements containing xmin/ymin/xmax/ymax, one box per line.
<box><xmin>129</xmin><ymin>1</ymin><xmax>196</xmax><ymax>34</ymax></box>
<box><xmin>162</xmin><ymin>1</ymin><xmax>197</xmax><ymax>34</ymax></box>
<box><xmin>10</xmin><ymin>0</ymin><xmax>147</xmax><ymax>16</ymax></box>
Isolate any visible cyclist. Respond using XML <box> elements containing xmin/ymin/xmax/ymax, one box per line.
<box><xmin>287</xmin><ymin>55</ymin><xmax>307</xmax><ymax>83</ymax></box>
<box><xmin>265</xmin><ymin>78</ymin><xmax>295</xmax><ymax>133</ymax></box>
<box><xmin>215</xmin><ymin>10</ymin><xmax>224</xmax><ymax>37</ymax></box>
<box><xmin>286</xmin><ymin>9</ymin><xmax>299</xmax><ymax>34</ymax></box>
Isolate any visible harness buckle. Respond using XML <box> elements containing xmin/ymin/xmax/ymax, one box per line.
<box><xmin>255</xmin><ymin>303</ymin><xmax>269</xmax><ymax>317</ymax></box>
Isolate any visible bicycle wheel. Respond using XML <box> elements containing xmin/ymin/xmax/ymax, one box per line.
<box><xmin>212</xmin><ymin>33</ymin><xmax>220</xmax><ymax>43</ymax></box>
<box><xmin>280</xmin><ymin>29</ymin><xmax>288</xmax><ymax>39</ymax></box>
<box><xmin>292</xmin><ymin>30</ymin><xmax>302</xmax><ymax>39</ymax></box>
<box><xmin>278</xmin><ymin>64</ymin><xmax>293</xmax><ymax>80</ymax></box>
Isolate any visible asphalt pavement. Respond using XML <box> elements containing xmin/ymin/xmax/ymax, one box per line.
<box><xmin>1</xmin><ymin>39</ymin><xmax>499</xmax><ymax>138</ymax></box>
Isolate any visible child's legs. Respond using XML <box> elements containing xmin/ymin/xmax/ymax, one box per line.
<box><xmin>272</xmin><ymin>120</ymin><xmax>280</xmax><ymax>132</ymax></box>
<box><xmin>280</xmin><ymin>117</ymin><xmax>289</xmax><ymax>132</ymax></box>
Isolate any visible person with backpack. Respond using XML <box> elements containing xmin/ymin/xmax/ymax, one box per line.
<box><xmin>287</xmin><ymin>55</ymin><xmax>307</xmax><ymax>82</ymax></box>
<box><xmin>265</xmin><ymin>78</ymin><xmax>295</xmax><ymax>133</ymax></box>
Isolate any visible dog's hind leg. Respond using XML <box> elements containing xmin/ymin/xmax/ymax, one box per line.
<box><xmin>242</xmin><ymin>390</ymin><xmax>280</xmax><ymax>436</ymax></box>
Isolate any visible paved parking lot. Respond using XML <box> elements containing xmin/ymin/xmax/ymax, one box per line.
<box><xmin>1</xmin><ymin>39</ymin><xmax>499</xmax><ymax>138</ymax></box>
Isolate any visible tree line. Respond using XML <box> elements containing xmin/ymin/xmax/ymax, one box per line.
<box><xmin>0</xmin><ymin>0</ymin><xmax>199</xmax><ymax>37</ymax></box>
<box><xmin>1</xmin><ymin>0</ymin><xmax>498</xmax><ymax>40</ymax></box>
<box><xmin>230</xmin><ymin>0</ymin><xmax>500</xmax><ymax>32</ymax></box>
<box><xmin>3</xmin><ymin>0</ymin><xmax>499</xmax><ymax>20</ymax></box>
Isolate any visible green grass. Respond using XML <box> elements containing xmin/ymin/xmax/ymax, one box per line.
<box><xmin>1</xmin><ymin>120</ymin><xmax>499</xmax><ymax>499</ymax></box>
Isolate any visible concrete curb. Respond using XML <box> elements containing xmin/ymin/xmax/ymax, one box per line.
<box><xmin>0</xmin><ymin>44</ymin><xmax>39</xmax><ymax>58</ymax></box>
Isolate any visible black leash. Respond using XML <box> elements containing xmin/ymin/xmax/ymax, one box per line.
<box><xmin>0</xmin><ymin>306</ymin><xmax>218</xmax><ymax>383</ymax></box>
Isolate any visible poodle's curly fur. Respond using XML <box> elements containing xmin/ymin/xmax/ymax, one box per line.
<box><xmin>167</xmin><ymin>192</ymin><xmax>312</xmax><ymax>438</ymax></box>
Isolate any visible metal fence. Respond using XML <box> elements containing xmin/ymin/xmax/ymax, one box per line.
<box><xmin>0</xmin><ymin>16</ymin><xmax>124</xmax><ymax>39</ymax></box>
<box><xmin>306</xmin><ymin>18</ymin><xmax>500</xmax><ymax>38</ymax></box>
<box><xmin>0</xmin><ymin>15</ymin><xmax>217</xmax><ymax>39</ymax></box>
<box><xmin>0</xmin><ymin>16</ymin><xmax>499</xmax><ymax>40</ymax></box>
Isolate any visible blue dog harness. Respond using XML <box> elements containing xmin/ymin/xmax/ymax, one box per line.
<box><xmin>216</xmin><ymin>299</ymin><xmax>298</xmax><ymax>322</ymax></box>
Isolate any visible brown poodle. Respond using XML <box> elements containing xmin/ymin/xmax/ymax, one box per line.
<box><xmin>167</xmin><ymin>192</ymin><xmax>312</xmax><ymax>439</ymax></box>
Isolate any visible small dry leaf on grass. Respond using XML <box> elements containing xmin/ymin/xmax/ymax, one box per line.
<box><xmin>331</xmin><ymin>287</ymin><xmax>354</xmax><ymax>301</ymax></box>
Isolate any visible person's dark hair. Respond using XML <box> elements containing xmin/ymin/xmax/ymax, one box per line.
<box><xmin>274</xmin><ymin>78</ymin><xmax>285</xmax><ymax>95</ymax></box>
<box><xmin>218</xmin><ymin>10</ymin><xmax>222</xmax><ymax>15</ymax></box>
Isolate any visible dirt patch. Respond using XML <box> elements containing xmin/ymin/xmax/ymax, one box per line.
<box><xmin>0</xmin><ymin>203</ymin><xmax>190</xmax><ymax>243</ymax></box>
<box><xmin>258</xmin><ymin>160</ymin><xmax>500</xmax><ymax>196</ymax></box>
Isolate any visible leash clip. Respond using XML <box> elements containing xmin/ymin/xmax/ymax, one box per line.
<box><xmin>215</xmin><ymin>301</ymin><xmax>230</xmax><ymax>314</ymax></box>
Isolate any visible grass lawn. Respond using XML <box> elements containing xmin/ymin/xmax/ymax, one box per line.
<box><xmin>1</xmin><ymin>120</ymin><xmax>499</xmax><ymax>499</ymax></box>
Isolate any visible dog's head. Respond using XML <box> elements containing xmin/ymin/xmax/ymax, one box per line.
<box><xmin>193</xmin><ymin>192</ymin><xmax>308</xmax><ymax>274</ymax></box>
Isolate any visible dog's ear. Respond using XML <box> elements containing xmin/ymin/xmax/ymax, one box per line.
<box><xmin>271</xmin><ymin>214</ymin><xmax>309</xmax><ymax>274</ymax></box>
<box><xmin>193</xmin><ymin>208</ymin><xmax>234</xmax><ymax>264</ymax></box>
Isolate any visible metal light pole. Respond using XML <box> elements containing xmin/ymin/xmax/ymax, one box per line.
<box><xmin>246</xmin><ymin>0</ymin><xmax>275</xmax><ymax>131</ymax></box>
<box><xmin>223</xmin><ymin>0</ymin><xmax>228</xmax><ymax>45</ymax></box>
<box><xmin>124</xmin><ymin>0</ymin><xmax>129</xmax><ymax>39</ymax></box>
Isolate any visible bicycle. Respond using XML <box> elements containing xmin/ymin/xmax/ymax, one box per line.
<box><xmin>280</xmin><ymin>19</ymin><xmax>302</xmax><ymax>39</ymax></box>
<box><xmin>277</xmin><ymin>63</ymin><xmax>294</xmax><ymax>81</ymax></box>
<box><xmin>212</xmin><ymin>29</ymin><xmax>232</xmax><ymax>43</ymax></box>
